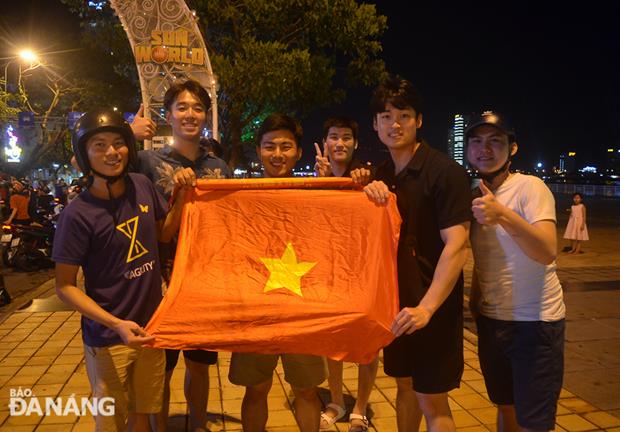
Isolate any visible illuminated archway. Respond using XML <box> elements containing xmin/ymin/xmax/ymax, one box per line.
<box><xmin>110</xmin><ymin>0</ymin><xmax>218</xmax><ymax>148</ymax></box>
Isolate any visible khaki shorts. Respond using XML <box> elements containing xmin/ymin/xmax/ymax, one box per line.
<box><xmin>229</xmin><ymin>352</ymin><xmax>327</xmax><ymax>388</ymax></box>
<box><xmin>84</xmin><ymin>344</ymin><xmax>165</xmax><ymax>432</ymax></box>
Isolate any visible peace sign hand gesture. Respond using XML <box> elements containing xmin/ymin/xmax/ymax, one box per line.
<box><xmin>314</xmin><ymin>142</ymin><xmax>332</xmax><ymax>177</ymax></box>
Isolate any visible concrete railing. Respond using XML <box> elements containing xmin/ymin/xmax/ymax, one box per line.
<box><xmin>547</xmin><ymin>183</ymin><xmax>620</xmax><ymax>197</ymax></box>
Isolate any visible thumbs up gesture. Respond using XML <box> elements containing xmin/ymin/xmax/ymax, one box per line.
<box><xmin>130</xmin><ymin>104</ymin><xmax>157</xmax><ymax>141</ymax></box>
<box><xmin>472</xmin><ymin>182</ymin><xmax>505</xmax><ymax>226</ymax></box>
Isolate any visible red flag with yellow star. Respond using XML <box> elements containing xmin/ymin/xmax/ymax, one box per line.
<box><xmin>145</xmin><ymin>178</ymin><xmax>401</xmax><ymax>363</ymax></box>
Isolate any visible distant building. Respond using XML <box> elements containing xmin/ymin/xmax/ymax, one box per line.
<box><xmin>604</xmin><ymin>147</ymin><xmax>620</xmax><ymax>174</ymax></box>
<box><xmin>448</xmin><ymin>114</ymin><xmax>468</xmax><ymax>166</ymax></box>
<box><xmin>560</xmin><ymin>152</ymin><xmax>577</xmax><ymax>173</ymax></box>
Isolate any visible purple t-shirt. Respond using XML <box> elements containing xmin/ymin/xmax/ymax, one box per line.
<box><xmin>53</xmin><ymin>173</ymin><xmax>168</xmax><ymax>347</ymax></box>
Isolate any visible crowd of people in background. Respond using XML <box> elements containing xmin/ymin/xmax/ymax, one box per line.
<box><xmin>0</xmin><ymin>175</ymin><xmax>87</xmax><ymax>224</ymax></box>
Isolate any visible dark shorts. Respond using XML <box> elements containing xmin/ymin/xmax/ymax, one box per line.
<box><xmin>383</xmin><ymin>306</ymin><xmax>464</xmax><ymax>394</ymax></box>
<box><xmin>477</xmin><ymin>315</ymin><xmax>565</xmax><ymax>431</ymax></box>
<box><xmin>165</xmin><ymin>349</ymin><xmax>218</xmax><ymax>372</ymax></box>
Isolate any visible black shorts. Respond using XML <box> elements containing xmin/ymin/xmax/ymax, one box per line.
<box><xmin>383</xmin><ymin>304</ymin><xmax>463</xmax><ymax>394</ymax></box>
<box><xmin>165</xmin><ymin>349</ymin><xmax>218</xmax><ymax>372</ymax></box>
<box><xmin>477</xmin><ymin>315</ymin><xmax>565</xmax><ymax>431</ymax></box>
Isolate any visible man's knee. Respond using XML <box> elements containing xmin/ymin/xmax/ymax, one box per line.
<box><xmin>498</xmin><ymin>404</ymin><xmax>515</xmax><ymax>414</ymax></box>
<box><xmin>245</xmin><ymin>378</ymin><xmax>273</xmax><ymax>400</ymax></box>
<box><xmin>291</xmin><ymin>386</ymin><xmax>318</xmax><ymax>402</ymax></box>
<box><xmin>416</xmin><ymin>392</ymin><xmax>451</xmax><ymax>417</ymax></box>
<box><xmin>396</xmin><ymin>377</ymin><xmax>414</xmax><ymax>393</ymax></box>
<box><xmin>185</xmin><ymin>357</ymin><xmax>211</xmax><ymax>376</ymax></box>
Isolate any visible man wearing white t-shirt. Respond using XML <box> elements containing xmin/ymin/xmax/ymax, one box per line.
<box><xmin>466</xmin><ymin>112</ymin><xmax>565</xmax><ymax>432</ymax></box>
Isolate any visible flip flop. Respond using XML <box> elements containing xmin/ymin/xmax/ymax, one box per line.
<box><xmin>320</xmin><ymin>403</ymin><xmax>346</xmax><ymax>429</ymax></box>
<box><xmin>349</xmin><ymin>413</ymin><xmax>369</xmax><ymax>432</ymax></box>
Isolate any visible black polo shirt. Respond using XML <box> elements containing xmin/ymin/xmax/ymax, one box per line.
<box><xmin>328</xmin><ymin>158</ymin><xmax>373</xmax><ymax>178</ymax></box>
<box><xmin>374</xmin><ymin>141</ymin><xmax>471</xmax><ymax>309</ymax></box>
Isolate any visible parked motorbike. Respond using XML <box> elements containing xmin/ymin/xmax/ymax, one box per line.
<box><xmin>1</xmin><ymin>222</ymin><xmax>54</xmax><ymax>272</ymax></box>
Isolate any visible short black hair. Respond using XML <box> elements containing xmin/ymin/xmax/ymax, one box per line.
<box><xmin>255</xmin><ymin>113</ymin><xmax>303</xmax><ymax>148</ymax></box>
<box><xmin>163</xmin><ymin>79</ymin><xmax>211</xmax><ymax>112</ymax></box>
<box><xmin>322</xmin><ymin>116</ymin><xmax>358</xmax><ymax>141</ymax></box>
<box><xmin>369</xmin><ymin>75</ymin><xmax>423</xmax><ymax>116</ymax></box>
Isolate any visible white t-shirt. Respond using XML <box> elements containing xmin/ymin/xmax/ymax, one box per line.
<box><xmin>470</xmin><ymin>173</ymin><xmax>565</xmax><ymax>321</ymax></box>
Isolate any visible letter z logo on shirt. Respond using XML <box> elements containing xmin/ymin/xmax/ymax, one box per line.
<box><xmin>116</xmin><ymin>216</ymin><xmax>149</xmax><ymax>263</ymax></box>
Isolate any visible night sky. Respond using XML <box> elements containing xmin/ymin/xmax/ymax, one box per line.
<box><xmin>308</xmin><ymin>1</ymin><xmax>620</xmax><ymax>171</ymax></box>
<box><xmin>0</xmin><ymin>1</ymin><xmax>79</xmax><ymax>63</ymax></box>
<box><xmin>2</xmin><ymin>1</ymin><xmax>619</xmax><ymax>171</ymax></box>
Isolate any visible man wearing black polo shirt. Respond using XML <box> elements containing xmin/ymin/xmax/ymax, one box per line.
<box><xmin>363</xmin><ymin>76</ymin><xmax>471</xmax><ymax>432</ymax></box>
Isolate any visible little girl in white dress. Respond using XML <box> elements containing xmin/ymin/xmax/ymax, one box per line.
<box><xmin>563</xmin><ymin>192</ymin><xmax>589</xmax><ymax>253</ymax></box>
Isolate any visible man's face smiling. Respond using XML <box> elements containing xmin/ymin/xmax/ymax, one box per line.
<box><xmin>86</xmin><ymin>132</ymin><xmax>128</xmax><ymax>177</ymax></box>
<box><xmin>466</xmin><ymin>125</ymin><xmax>515</xmax><ymax>174</ymax></box>
<box><xmin>324</xmin><ymin>127</ymin><xmax>356</xmax><ymax>164</ymax></box>
<box><xmin>258</xmin><ymin>130</ymin><xmax>301</xmax><ymax>178</ymax></box>
<box><xmin>373</xmin><ymin>103</ymin><xmax>422</xmax><ymax>151</ymax></box>
<box><xmin>166</xmin><ymin>90</ymin><xmax>207</xmax><ymax>142</ymax></box>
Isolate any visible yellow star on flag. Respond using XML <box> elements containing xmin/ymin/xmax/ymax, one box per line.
<box><xmin>260</xmin><ymin>243</ymin><xmax>317</xmax><ymax>296</ymax></box>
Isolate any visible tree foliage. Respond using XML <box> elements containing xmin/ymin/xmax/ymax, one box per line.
<box><xmin>0</xmin><ymin>19</ymin><xmax>140</xmax><ymax>177</ymax></box>
<box><xmin>198</xmin><ymin>0</ymin><xmax>387</xmax><ymax>165</ymax></box>
<box><xmin>62</xmin><ymin>0</ymin><xmax>387</xmax><ymax>166</ymax></box>
<box><xmin>0</xmin><ymin>64</ymin><xmax>77</xmax><ymax>177</ymax></box>
<box><xmin>0</xmin><ymin>91</ymin><xmax>20</xmax><ymax>128</ymax></box>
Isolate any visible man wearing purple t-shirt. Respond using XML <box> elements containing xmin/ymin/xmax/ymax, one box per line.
<box><xmin>53</xmin><ymin>110</ymin><xmax>189</xmax><ymax>432</ymax></box>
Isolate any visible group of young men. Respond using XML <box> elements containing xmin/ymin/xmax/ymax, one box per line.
<box><xmin>52</xmin><ymin>76</ymin><xmax>565</xmax><ymax>432</ymax></box>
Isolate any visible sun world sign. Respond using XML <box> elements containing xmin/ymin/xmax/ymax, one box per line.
<box><xmin>109</xmin><ymin>0</ymin><xmax>219</xmax><ymax>148</ymax></box>
<box><xmin>135</xmin><ymin>29</ymin><xmax>205</xmax><ymax>65</ymax></box>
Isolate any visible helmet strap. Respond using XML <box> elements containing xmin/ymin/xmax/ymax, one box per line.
<box><xmin>89</xmin><ymin>167</ymin><xmax>128</xmax><ymax>187</ymax></box>
<box><xmin>88</xmin><ymin>168</ymin><xmax>127</xmax><ymax>227</ymax></box>
<box><xmin>473</xmin><ymin>140</ymin><xmax>515</xmax><ymax>187</ymax></box>
<box><xmin>478</xmin><ymin>155</ymin><xmax>511</xmax><ymax>185</ymax></box>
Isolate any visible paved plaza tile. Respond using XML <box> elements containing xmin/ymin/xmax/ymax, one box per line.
<box><xmin>0</xmin><ymin>310</ymin><xmax>617</xmax><ymax>431</ymax></box>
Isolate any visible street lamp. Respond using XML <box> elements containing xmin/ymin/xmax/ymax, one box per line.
<box><xmin>18</xmin><ymin>49</ymin><xmax>38</xmax><ymax>63</ymax></box>
<box><xmin>3</xmin><ymin>48</ymin><xmax>41</xmax><ymax>92</ymax></box>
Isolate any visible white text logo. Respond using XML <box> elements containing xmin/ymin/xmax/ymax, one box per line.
<box><xmin>9</xmin><ymin>388</ymin><xmax>115</xmax><ymax>416</ymax></box>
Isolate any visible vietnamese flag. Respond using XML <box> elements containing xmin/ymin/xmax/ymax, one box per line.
<box><xmin>145</xmin><ymin>178</ymin><xmax>401</xmax><ymax>363</ymax></box>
